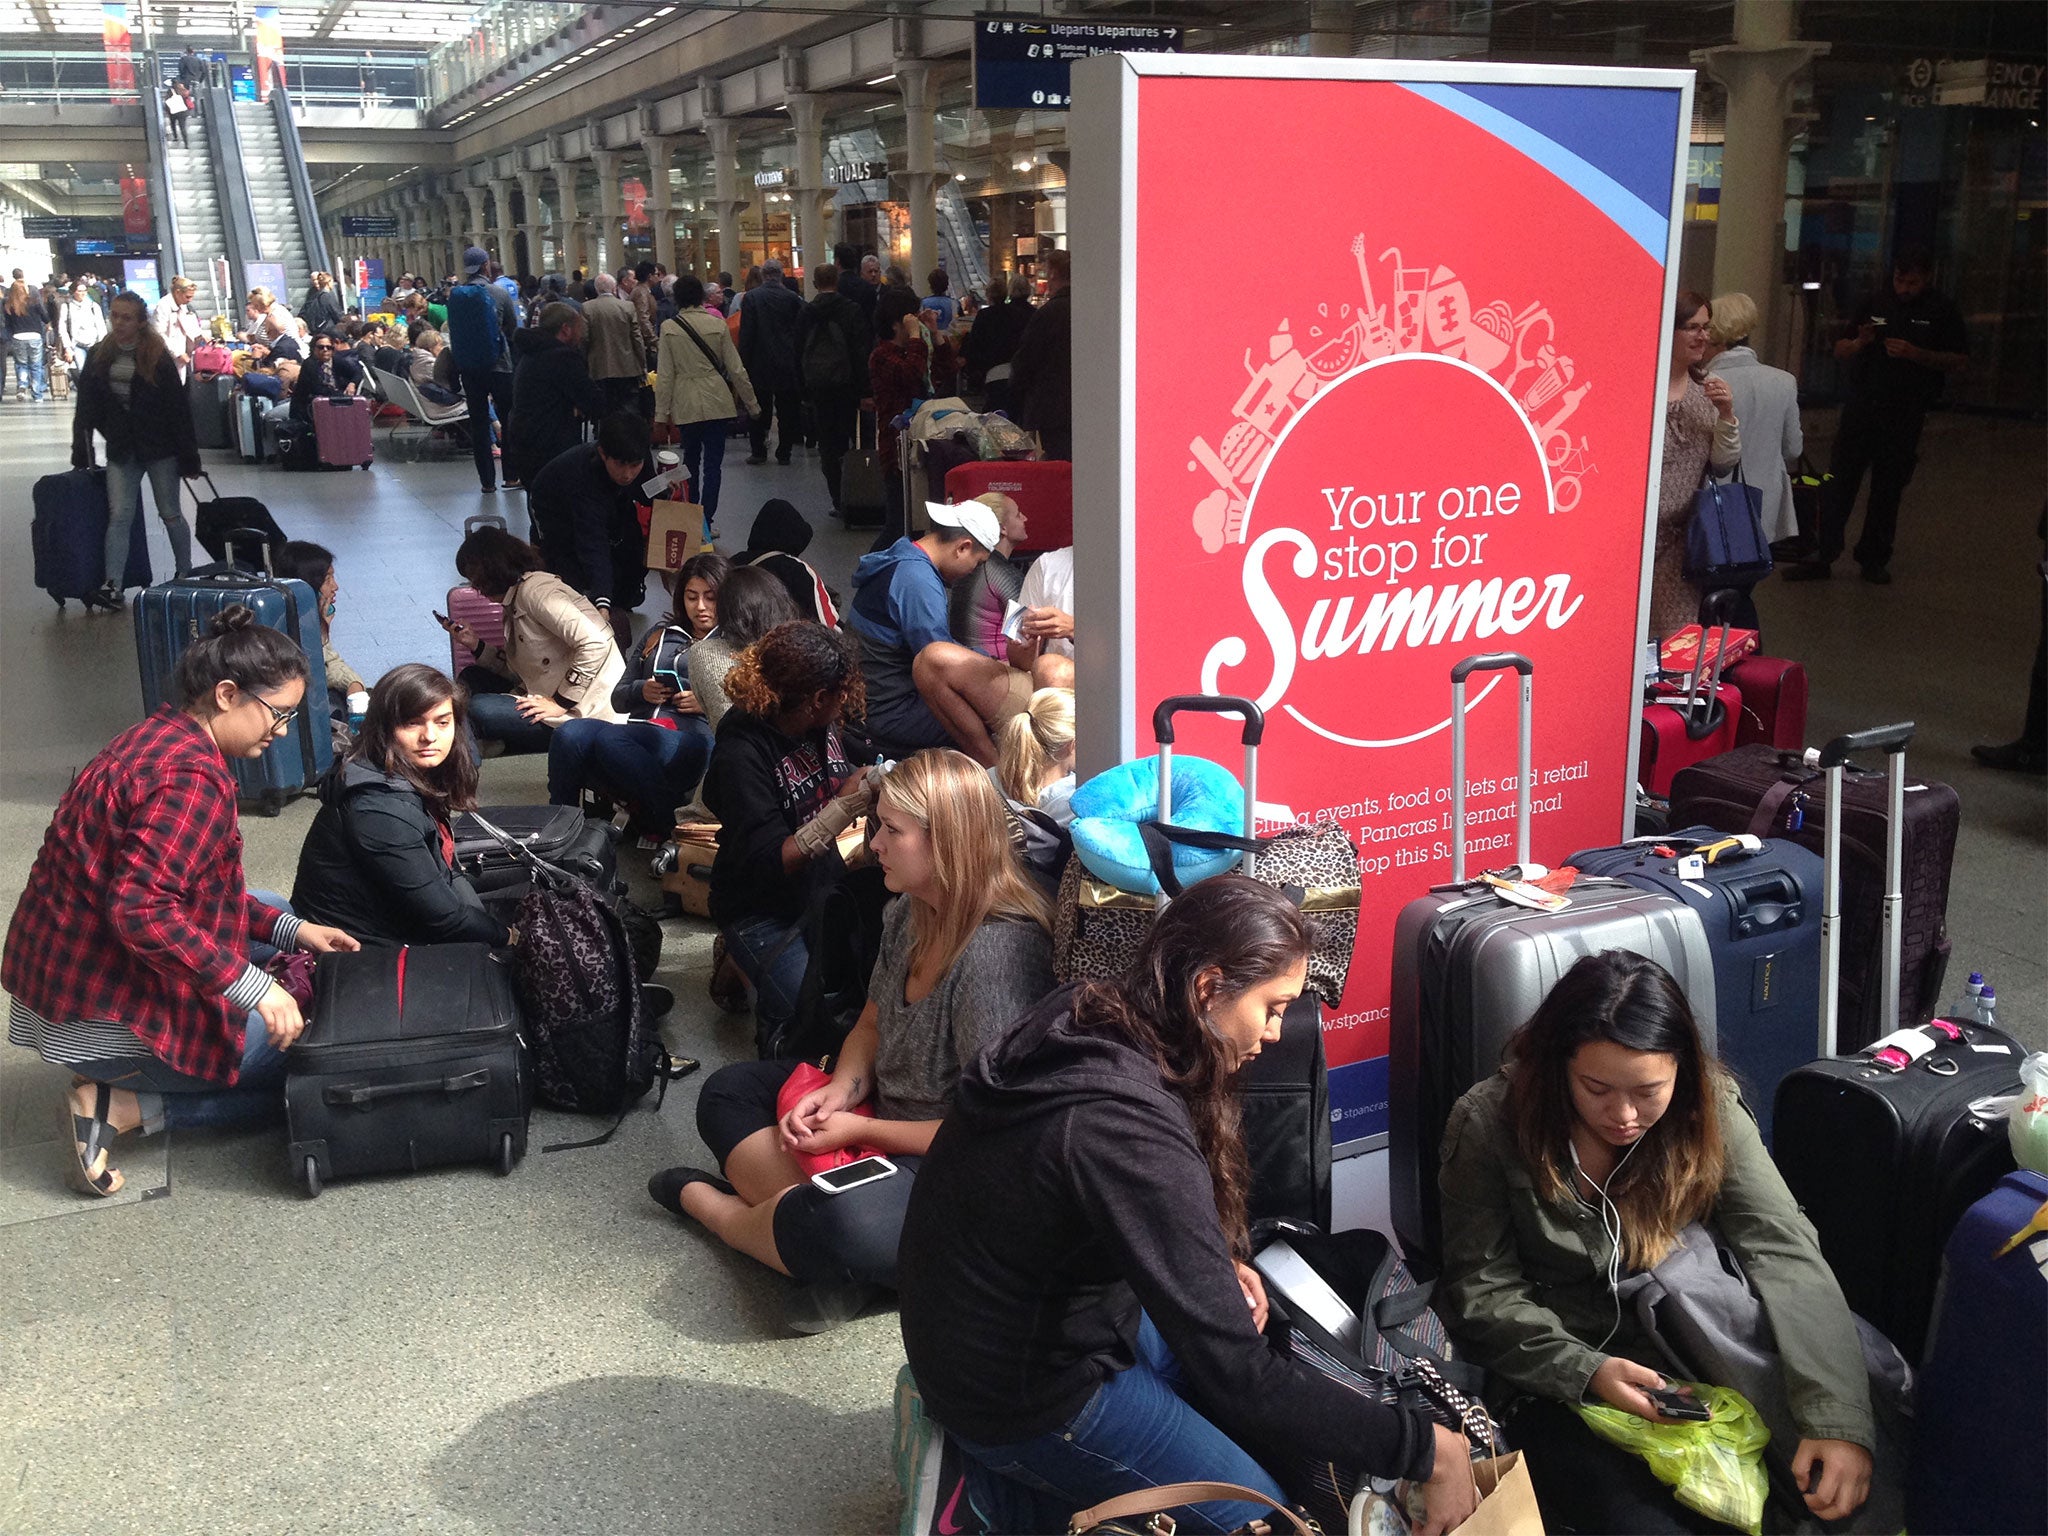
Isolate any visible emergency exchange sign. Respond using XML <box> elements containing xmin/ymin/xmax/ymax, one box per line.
<box><xmin>1070</xmin><ymin>56</ymin><xmax>1695</xmax><ymax>1149</ymax></box>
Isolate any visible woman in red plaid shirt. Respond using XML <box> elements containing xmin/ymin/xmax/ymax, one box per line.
<box><xmin>4</xmin><ymin>607</ymin><xmax>361</xmax><ymax>1196</ymax></box>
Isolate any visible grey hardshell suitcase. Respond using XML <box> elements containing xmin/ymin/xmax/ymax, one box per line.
<box><xmin>1389</xmin><ymin>653</ymin><xmax>1717</xmax><ymax>1270</ymax></box>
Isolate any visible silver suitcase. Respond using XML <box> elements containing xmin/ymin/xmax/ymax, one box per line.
<box><xmin>1388</xmin><ymin>653</ymin><xmax>1716</xmax><ymax>1268</ymax></box>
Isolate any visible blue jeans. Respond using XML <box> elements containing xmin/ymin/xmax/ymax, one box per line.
<box><xmin>677</xmin><ymin>417</ymin><xmax>730</xmax><ymax>524</ymax></box>
<box><xmin>464</xmin><ymin>674</ymin><xmax>556</xmax><ymax>756</ymax></box>
<box><xmin>104</xmin><ymin>454</ymin><xmax>194</xmax><ymax>583</ymax></box>
<box><xmin>722</xmin><ymin>912</ymin><xmax>809</xmax><ymax>1039</ymax></box>
<box><xmin>953</xmin><ymin>1315</ymin><xmax>1289</xmax><ymax>1535</ymax></box>
<box><xmin>66</xmin><ymin>892</ymin><xmax>295</xmax><ymax>1136</ymax></box>
<box><xmin>9</xmin><ymin>331</ymin><xmax>46</xmax><ymax>399</ymax></box>
<box><xmin>548</xmin><ymin>716</ymin><xmax>713</xmax><ymax>826</ymax></box>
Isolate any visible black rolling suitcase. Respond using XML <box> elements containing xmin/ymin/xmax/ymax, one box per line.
<box><xmin>190</xmin><ymin>472</ymin><xmax>288</xmax><ymax>569</ymax></box>
<box><xmin>1670</xmin><ymin>737</ymin><xmax>1958</xmax><ymax>1050</ymax></box>
<box><xmin>285</xmin><ymin>943</ymin><xmax>530</xmax><ymax>1196</ymax></box>
<box><xmin>452</xmin><ymin>805</ymin><xmax>619</xmax><ymax>907</ymax></box>
<box><xmin>1238</xmin><ymin>993</ymin><xmax>1332</xmax><ymax>1231</ymax></box>
<box><xmin>1770</xmin><ymin>723</ymin><xmax>2022</xmax><ymax>1362</ymax></box>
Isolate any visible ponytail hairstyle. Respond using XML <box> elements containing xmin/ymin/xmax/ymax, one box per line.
<box><xmin>995</xmin><ymin>686</ymin><xmax>1075</xmax><ymax>805</ymax></box>
<box><xmin>1071</xmin><ymin>876</ymin><xmax>1313</xmax><ymax>1257</ymax></box>
<box><xmin>351</xmin><ymin>663</ymin><xmax>479</xmax><ymax>818</ymax></box>
<box><xmin>1504</xmin><ymin>949</ymin><xmax>1727</xmax><ymax>1271</ymax></box>
<box><xmin>722</xmin><ymin>619</ymin><xmax>864</xmax><ymax>723</ymax></box>
<box><xmin>172</xmin><ymin>604</ymin><xmax>310</xmax><ymax>711</ymax></box>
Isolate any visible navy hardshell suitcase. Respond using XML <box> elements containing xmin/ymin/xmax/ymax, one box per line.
<box><xmin>1390</xmin><ymin>655</ymin><xmax>1718</xmax><ymax>1270</ymax></box>
<box><xmin>31</xmin><ymin>467</ymin><xmax>151</xmax><ymax>608</ymax></box>
<box><xmin>285</xmin><ymin>943</ymin><xmax>530</xmax><ymax>1196</ymax></box>
<box><xmin>134</xmin><ymin>565</ymin><xmax>333</xmax><ymax>814</ymax></box>
<box><xmin>1907</xmin><ymin>1170</ymin><xmax>2048</xmax><ymax>1534</ymax></box>
<box><xmin>1569</xmin><ymin>827</ymin><xmax>1824</xmax><ymax>1144</ymax></box>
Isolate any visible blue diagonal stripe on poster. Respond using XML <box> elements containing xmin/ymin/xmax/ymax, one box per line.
<box><xmin>1398</xmin><ymin>82</ymin><xmax>1675</xmax><ymax>261</ymax></box>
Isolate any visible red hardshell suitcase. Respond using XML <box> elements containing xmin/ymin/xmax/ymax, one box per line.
<box><xmin>1724</xmin><ymin>655</ymin><xmax>1808</xmax><ymax>750</ymax></box>
<box><xmin>1639</xmin><ymin>595</ymin><xmax>1742</xmax><ymax>797</ymax></box>
<box><xmin>312</xmin><ymin>395</ymin><xmax>374</xmax><ymax>468</ymax></box>
<box><xmin>946</xmin><ymin>459</ymin><xmax>1072</xmax><ymax>552</ymax></box>
<box><xmin>448</xmin><ymin>512</ymin><xmax>507</xmax><ymax>675</ymax></box>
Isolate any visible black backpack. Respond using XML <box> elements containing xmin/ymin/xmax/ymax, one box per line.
<box><xmin>775</xmin><ymin>860</ymin><xmax>892</xmax><ymax>1062</ymax></box>
<box><xmin>801</xmin><ymin>310</ymin><xmax>855</xmax><ymax>393</ymax></box>
<box><xmin>1006</xmin><ymin>799</ymin><xmax>1071</xmax><ymax>901</ymax></box>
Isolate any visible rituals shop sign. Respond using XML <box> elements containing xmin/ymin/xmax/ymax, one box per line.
<box><xmin>1070</xmin><ymin>57</ymin><xmax>1694</xmax><ymax>1149</ymax></box>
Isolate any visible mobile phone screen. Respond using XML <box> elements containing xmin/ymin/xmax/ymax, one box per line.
<box><xmin>814</xmin><ymin>1156</ymin><xmax>895</xmax><ymax>1191</ymax></box>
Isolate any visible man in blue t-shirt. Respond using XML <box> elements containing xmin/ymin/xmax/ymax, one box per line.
<box><xmin>845</xmin><ymin>499</ymin><xmax>1035</xmax><ymax>765</ymax></box>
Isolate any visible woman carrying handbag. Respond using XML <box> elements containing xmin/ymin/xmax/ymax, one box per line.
<box><xmin>653</xmin><ymin>273</ymin><xmax>759</xmax><ymax>543</ymax></box>
<box><xmin>1647</xmin><ymin>292</ymin><xmax>1741</xmax><ymax>642</ymax></box>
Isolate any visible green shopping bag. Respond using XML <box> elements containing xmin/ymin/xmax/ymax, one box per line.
<box><xmin>1576</xmin><ymin>1383</ymin><xmax>1771</xmax><ymax>1535</ymax></box>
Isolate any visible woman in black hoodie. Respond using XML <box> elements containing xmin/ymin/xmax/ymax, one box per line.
<box><xmin>898</xmin><ymin>877</ymin><xmax>1478</xmax><ymax>1536</ymax></box>
<box><xmin>289</xmin><ymin>664</ymin><xmax>513</xmax><ymax>948</ymax></box>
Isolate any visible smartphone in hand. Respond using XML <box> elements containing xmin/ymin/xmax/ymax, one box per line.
<box><xmin>1645</xmin><ymin>1387</ymin><xmax>1712</xmax><ymax>1423</ymax></box>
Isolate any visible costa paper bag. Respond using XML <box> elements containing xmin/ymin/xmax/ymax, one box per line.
<box><xmin>647</xmin><ymin>499</ymin><xmax>707</xmax><ymax>571</ymax></box>
<box><xmin>1460</xmin><ymin>1451</ymin><xmax>1546</xmax><ymax>1536</ymax></box>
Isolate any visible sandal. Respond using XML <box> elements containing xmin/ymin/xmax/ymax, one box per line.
<box><xmin>646</xmin><ymin>1165</ymin><xmax>736</xmax><ymax>1218</ymax></box>
<box><xmin>62</xmin><ymin>1081</ymin><xmax>124</xmax><ymax>1197</ymax></box>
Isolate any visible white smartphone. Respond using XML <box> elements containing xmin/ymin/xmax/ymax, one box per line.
<box><xmin>810</xmin><ymin>1154</ymin><xmax>898</xmax><ymax>1195</ymax></box>
<box><xmin>1252</xmin><ymin>1237</ymin><xmax>1363</xmax><ymax>1355</ymax></box>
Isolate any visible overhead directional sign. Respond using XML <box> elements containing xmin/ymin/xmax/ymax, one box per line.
<box><xmin>340</xmin><ymin>214</ymin><xmax>401</xmax><ymax>238</ymax></box>
<box><xmin>973</xmin><ymin>15</ymin><xmax>1181</xmax><ymax>110</ymax></box>
<box><xmin>22</xmin><ymin>216</ymin><xmax>85</xmax><ymax>239</ymax></box>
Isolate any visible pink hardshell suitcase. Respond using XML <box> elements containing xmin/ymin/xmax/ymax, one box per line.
<box><xmin>448</xmin><ymin>513</ymin><xmax>507</xmax><ymax>675</ymax></box>
<box><xmin>312</xmin><ymin>395</ymin><xmax>375</xmax><ymax>469</ymax></box>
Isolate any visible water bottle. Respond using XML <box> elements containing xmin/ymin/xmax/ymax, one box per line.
<box><xmin>1976</xmin><ymin>984</ymin><xmax>1998</xmax><ymax>1030</ymax></box>
<box><xmin>1947</xmin><ymin>971</ymin><xmax>1985</xmax><ymax>1022</ymax></box>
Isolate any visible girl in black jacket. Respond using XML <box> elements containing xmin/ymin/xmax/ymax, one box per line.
<box><xmin>897</xmin><ymin>877</ymin><xmax>1479</xmax><ymax>1536</ymax></box>
<box><xmin>289</xmin><ymin>664</ymin><xmax>513</xmax><ymax>948</ymax></box>
<box><xmin>71</xmin><ymin>289</ymin><xmax>198</xmax><ymax>608</ymax></box>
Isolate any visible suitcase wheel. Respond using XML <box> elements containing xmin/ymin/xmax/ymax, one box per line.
<box><xmin>496</xmin><ymin>1131</ymin><xmax>516</xmax><ymax>1176</ymax></box>
<box><xmin>302</xmin><ymin>1155</ymin><xmax>322</xmax><ymax>1198</ymax></box>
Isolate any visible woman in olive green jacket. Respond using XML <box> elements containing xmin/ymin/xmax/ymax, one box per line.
<box><xmin>1438</xmin><ymin>950</ymin><xmax>1874</xmax><ymax>1535</ymax></box>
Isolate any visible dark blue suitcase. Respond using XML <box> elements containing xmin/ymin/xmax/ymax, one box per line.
<box><xmin>1907</xmin><ymin>1169</ymin><xmax>2048</xmax><ymax>1534</ymax></box>
<box><xmin>1569</xmin><ymin>826</ymin><xmax>1823</xmax><ymax>1143</ymax></box>
<box><xmin>30</xmin><ymin>467</ymin><xmax>152</xmax><ymax>608</ymax></box>
<box><xmin>134</xmin><ymin>565</ymin><xmax>334</xmax><ymax>814</ymax></box>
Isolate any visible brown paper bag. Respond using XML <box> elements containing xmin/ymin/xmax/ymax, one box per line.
<box><xmin>1459</xmin><ymin>1451</ymin><xmax>1545</xmax><ymax>1536</ymax></box>
<box><xmin>647</xmin><ymin>499</ymin><xmax>707</xmax><ymax>571</ymax></box>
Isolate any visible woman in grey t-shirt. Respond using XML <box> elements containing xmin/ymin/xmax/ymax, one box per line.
<box><xmin>653</xmin><ymin>748</ymin><xmax>1056</xmax><ymax>1332</ymax></box>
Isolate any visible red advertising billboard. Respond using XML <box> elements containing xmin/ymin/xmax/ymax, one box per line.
<box><xmin>1070</xmin><ymin>57</ymin><xmax>1693</xmax><ymax>1151</ymax></box>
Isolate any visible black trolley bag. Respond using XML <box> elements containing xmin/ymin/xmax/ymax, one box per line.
<box><xmin>452</xmin><ymin>805</ymin><xmax>619</xmax><ymax>908</ymax></box>
<box><xmin>285</xmin><ymin>942</ymin><xmax>530</xmax><ymax>1197</ymax></box>
<box><xmin>1769</xmin><ymin>723</ymin><xmax>2022</xmax><ymax>1363</ymax></box>
<box><xmin>1390</xmin><ymin>654</ymin><xmax>1718</xmax><ymax>1270</ymax></box>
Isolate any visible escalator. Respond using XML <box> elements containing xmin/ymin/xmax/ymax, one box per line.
<box><xmin>936</xmin><ymin>181</ymin><xmax>989</xmax><ymax>300</ymax></box>
<box><xmin>157</xmin><ymin>100</ymin><xmax>233</xmax><ymax>322</ymax></box>
<box><xmin>233</xmin><ymin>92</ymin><xmax>329</xmax><ymax>300</ymax></box>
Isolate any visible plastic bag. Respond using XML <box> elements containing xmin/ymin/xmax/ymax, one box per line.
<box><xmin>1577</xmin><ymin>1383</ymin><xmax>1770</xmax><ymax>1535</ymax></box>
<box><xmin>2011</xmin><ymin>1051</ymin><xmax>2048</xmax><ymax>1176</ymax></box>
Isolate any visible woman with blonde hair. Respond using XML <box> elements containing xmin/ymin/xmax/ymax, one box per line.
<box><xmin>996</xmin><ymin>684</ymin><xmax>1076</xmax><ymax>824</ymax></box>
<box><xmin>300</xmin><ymin>270</ymin><xmax>344</xmax><ymax>337</ymax></box>
<box><xmin>653</xmin><ymin>744</ymin><xmax>1057</xmax><ymax>1333</ymax></box>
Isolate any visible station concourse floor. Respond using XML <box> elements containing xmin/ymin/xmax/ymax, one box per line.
<box><xmin>0</xmin><ymin>398</ymin><xmax>2041</xmax><ymax>1534</ymax></box>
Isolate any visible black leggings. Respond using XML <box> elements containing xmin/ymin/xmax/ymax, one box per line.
<box><xmin>1506</xmin><ymin>1397</ymin><xmax>1741</xmax><ymax>1536</ymax></box>
<box><xmin>694</xmin><ymin>1058</ymin><xmax>919</xmax><ymax>1288</ymax></box>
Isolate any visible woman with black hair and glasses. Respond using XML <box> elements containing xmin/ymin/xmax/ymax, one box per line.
<box><xmin>3</xmin><ymin>607</ymin><xmax>361</xmax><ymax>1199</ymax></box>
<box><xmin>288</xmin><ymin>331</ymin><xmax>360</xmax><ymax>425</ymax></box>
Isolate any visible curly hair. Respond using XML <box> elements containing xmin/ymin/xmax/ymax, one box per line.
<box><xmin>722</xmin><ymin>620</ymin><xmax>864</xmax><ymax>723</ymax></box>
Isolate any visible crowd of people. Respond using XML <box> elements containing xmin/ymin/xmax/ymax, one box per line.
<box><xmin>15</xmin><ymin>235</ymin><xmax>2004</xmax><ymax>1536</ymax></box>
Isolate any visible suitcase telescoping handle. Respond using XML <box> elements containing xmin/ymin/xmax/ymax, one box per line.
<box><xmin>1153</xmin><ymin>696</ymin><xmax>1263</xmax><ymax>878</ymax></box>
<box><xmin>1449</xmin><ymin>653</ymin><xmax>1533</xmax><ymax>883</ymax></box>
<box><xmin>464</xmin><ymin>512</ymin><xmax>507</xmax><ymax>534</ymax></box>
<box><xmin>1808</xmin><ymin>722</ymin><xmax>1914</xmax><ymax>1057</ymax></box>
<box><xmin>1681</xmin><ymin>590</ymin><xmax>1740</xmax><ymax>741</ymax></box>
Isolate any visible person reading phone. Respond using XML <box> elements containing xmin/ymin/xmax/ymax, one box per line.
<box><xmin>648</xmin><ymin>749</ymin><xmax>1054</xmax><ymax>1335</ymax></box>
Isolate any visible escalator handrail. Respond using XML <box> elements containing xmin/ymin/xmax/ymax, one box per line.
<box><xmin>141</xmin><ymin>52</ymin><xmax>185</xmax><ymax>289</ymax></box>
<box><xmin>206</xmin><ymin>82</ymin><xmax>263</xmax><ymax>299</ymax></box>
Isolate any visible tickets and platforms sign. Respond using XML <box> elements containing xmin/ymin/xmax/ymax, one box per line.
<box><xmin>1070</xmin><ymin>56</ymin><xmax>1694</xmax><ymax>1151</ymax></box>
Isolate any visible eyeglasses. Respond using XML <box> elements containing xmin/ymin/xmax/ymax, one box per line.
<box><xmin>1679</xmin><ymin>323</ymin><xmax>1713</xmax><ymax>334</ymax></box>
<box><xmin>251</xmin><ymin>694</ymin><xmax>299</xmax><ymax>729</ymax></box>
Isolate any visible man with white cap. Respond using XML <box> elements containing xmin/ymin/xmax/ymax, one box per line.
<box><xmin>846</xmin><ymin>500</ymin><xmax>1036</xmax><ymax>766</ymax></box>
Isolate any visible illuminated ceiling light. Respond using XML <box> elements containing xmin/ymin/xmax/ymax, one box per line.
<box><xmin>954</xmin><ymin>172</ymin><xmax>966</xmax><ymax>181</ymax></box>
<box><xmin>866</xmin><ymin>74</ymin><xmax>896</xmax><ymax>85</ymax></box>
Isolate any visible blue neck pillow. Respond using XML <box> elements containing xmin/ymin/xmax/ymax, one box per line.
<box><xmin>1069</xmin><ymin>754</ymin><xmax>1245</xmax><ymax>897</ymax></box>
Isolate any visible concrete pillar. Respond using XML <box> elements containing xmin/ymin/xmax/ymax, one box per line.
<box><xmin>489</xmin><ymin>176</ymin><xmax>520</xmax><ymax>275</ymax></box>
<box><xmin>461</xmin><ymin>184</ymin><xmax>490</xmax><ymax>265</ymax></box>
<box><xmin>786</xmin><ymin>93</ymin><xmax>836</xmax><ymax>269</ymax></box>
<box><xmin>703</xmin><ymin>118</ymin><xmax>748</xmax><ymax>282</ymax></box>
<box><xmin>1695</xmin><ymin>1</ymin><xmax>1826</xmax><ymax>363</ymax></box>
<box><xmin>642</xmin><ymin>134</ymin><xmax>678</xmax><ymax>273</ymax></box>
<box><xmin>589</xmin><ymin>147</ymin><xmax>626</xmax><ymax>275</ymax></box>
<box><xmin>898</xmin><ymin>61</ymin><xmax>937</xmax><ymax>288</ymax></box>
<box><xmin>555</xmin><ymin>172</ymin><xmax>589</xmax><ymax>274</ymax></box>
<box><xmin>440</xmin><ymin>190</ymin><xmax>469</xmax><ymax>258</ymax></box>
<box><xmin>514</xmin><ymin>167</ymin><xmax>547</xmax><ymax>277</ymax></box>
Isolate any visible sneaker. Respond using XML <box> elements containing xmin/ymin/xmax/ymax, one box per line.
<box><xmin>784</xmin><ymin>1276</ymin><xmax>882</xmax><ymax>1335</ymax></box>
<box><xmin>744</xmin><ymin>453</ymin><xmax>767</xmax><ymax>466</ymax></box>
<box><xmin>1859</xmin><ymin>564</ymin><xmax>1892</xmax><ymax>585</ymax></box>
<box><xmin>896</xmin><ymin>1366</ymin><xmax>984</xmax><ymax>1535</ymax></box>
<box><xmin>1781</xmin><ymin>561</ymin><xmax>1832</xmax><ymax>582</ymax></box>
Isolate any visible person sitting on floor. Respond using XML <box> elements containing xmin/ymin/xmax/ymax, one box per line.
<box><xmin>652</xmin><ymin>747</ymin><xmax>1055</xmax><ymax>1334</ymax></box>
<box><xmin>731</xmin><ymin>497</ymin><xmax>838</xmax><ymax>626</ymax></box>
<box><xmin>3</xmin><ymin>607</ymin><xmax>360</xmax><ymax>1198</ymax></box>
<box><xmin>546</xmin><ymin>550</ymin><xmax>728</xmax><ymax>843</ymax></box>
<box><xmin>1005</xmin><ymin>540</ymin><xmax>1076</xmax><ymax>691</ymax></box>
<box><xmin>443</xmin><ymin>525</ymin><xmax>625</xmax><ymax>757</ymax></box>
<box><xmin>1438</xmin><ymin>949</ymin><xmax>1876</xmax><ymax>1535</ymax></box>
<box><xmin>845</xmin><ymin>498</ymin><xmax>1033</xmax><ymax>766</ymax></box>
<box><xmin>995</xmin><ymin>686</ymin><xmax>1077</xmax><ymax>826</ymax></box>
<box><xmin>896</xmin><ymin>875</ymin><xmax>1474</xmax><ymax>1536</ymax></box>
<box><xmin>687</xmin><ymin>565</ymin><xmax>801</xmax><ymax>731</ymax></box>
<box><xmin>948</xmin><ymin>491</ymin><xmax>1028</xmax><ymax>657</ymax></box>
<box><xmin>290</xmin><ymin>664</ymin><xmax>513</xmax><ymax>949</ymax></box>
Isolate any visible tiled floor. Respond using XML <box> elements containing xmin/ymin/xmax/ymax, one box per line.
<box><xmin>0</xmin><ymin>394</ymin><xmax>2039</xmax><ymax>1533</ymax></box>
